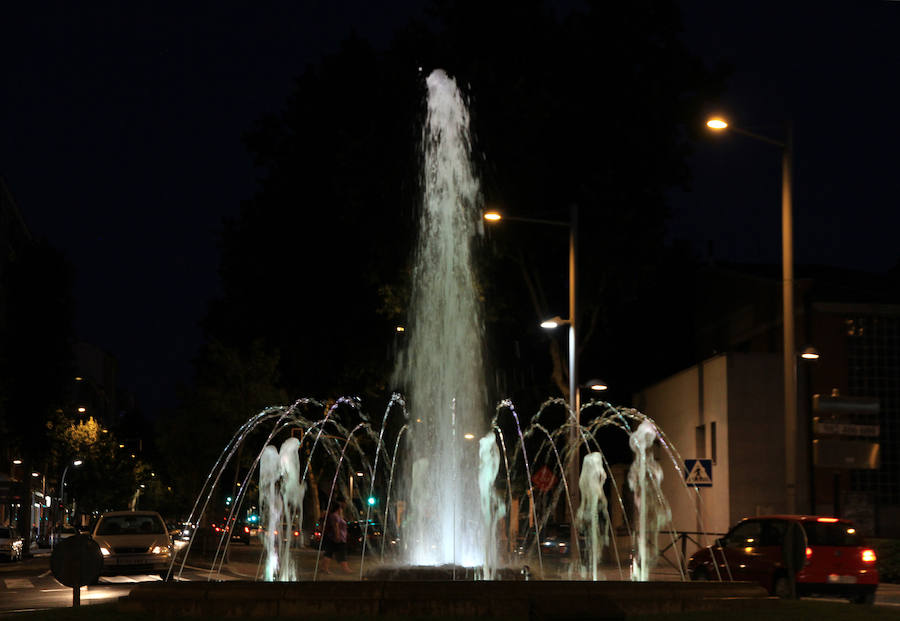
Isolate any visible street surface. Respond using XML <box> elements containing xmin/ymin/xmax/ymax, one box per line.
<box><xmin>2</xmin><ymin>544</ymin><xmax>899</xmax><ymax>615</ymax></box>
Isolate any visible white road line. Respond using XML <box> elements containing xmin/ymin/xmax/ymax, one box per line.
<box><xmin>3</xmin><ymin>578</ymin><xmax>33</xmax><ymax>590</ymax></box>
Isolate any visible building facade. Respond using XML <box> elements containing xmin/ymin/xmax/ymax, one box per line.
<box><xmin>632</xmin><ymin>265</ymin><xmax>900</xmax><ymax>542</ymax></box>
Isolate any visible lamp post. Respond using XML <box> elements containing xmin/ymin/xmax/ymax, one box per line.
<box><xmin>799</xmin><ymin>346</ymin><xmax>820</xmax><ymax>514</ymax></box>
<box><xmin>59</xmin><ymin>459</ymin><xmax>83</xmax><ymax>534</ymax></box>
<box><xmin>706</xmin><ymin>117</ymin><xmax>798</xmax><ymax>512</ymax></box>
<box><xmin>483</xmin><ymin>206</ymin><xmax>579</xmax><ymax>419</ymax></box>
<box><xmin>484</xmin><ymin>204</ymin><xmax>581</xmax><ymax>553</ymax></box>
<box><xmin>349</xmin><ymin>471</ymin><xmax>364</xmax><ymax>505</ymax></box>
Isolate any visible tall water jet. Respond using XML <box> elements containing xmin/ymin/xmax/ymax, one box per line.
<box><xmin>260</xmin><ymin>437</ymin><xmax>305</xmax><ymax>581</ymax></box>
<box><xmin>394</xmin><ymin>69</ymin><xmax>489</xmax><ymax>567</ymax></box>
<box><xmin>478</xmin><ymin>434</ymin><xmax>506</xmax><ymax>579</ymax></box>
<box><xmin>577</xmin><ymin>451</ymin><xmax>608</xmax><ymax>580</ymax></box>
<box><xmin>627</xmin><ymin>420</ymin><xmax>670</xmax><ymax>581</ymax></box>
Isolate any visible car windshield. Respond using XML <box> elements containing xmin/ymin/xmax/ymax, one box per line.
<box><xmin>96</xmin><ymin>514</ymin><xmax>166</xmax><ymax>536</ymax></box>
<box><xmin>804</xmin><ymin>522</ymin><xmax>863</xmax><ymax>546</ymax></box>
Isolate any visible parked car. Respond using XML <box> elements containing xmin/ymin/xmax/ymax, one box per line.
<box><xmin>210</xmin><ymin>517</ymin><xmax>252</xmax><ymax>545</ymax></box>
<box><xmin>169</xmin><ymin>522</ymin><xmax>194</xmax><ymax>549</ymax></box>
<box><xmin>91</xmin><ymin>510</ymin><xmax>173</xmax><ymax>577</ymax></box>
<box><xmin>347</xmin><ymin>520</ymin><xmax>385</xmax><ymax>553</ymax></box>
<box><xmin>0</xmin><ymin>526</ymin><xmax>24</xmax><ymax>562</ymax></box>
<box><xmin>687</xmin><ymin>515</ymin><xmax>878</xmax><ymax>604</ymax></box>
<box><xmin>517</xmin><ymin>523</ymin><xmax>585</xmax><ymax>558</ymax></box>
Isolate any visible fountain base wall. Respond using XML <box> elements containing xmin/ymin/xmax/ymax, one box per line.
<box><xmin>118</xmin><ymin>580</ymin><xmax>770</xmax><ymax>619</ymax></box>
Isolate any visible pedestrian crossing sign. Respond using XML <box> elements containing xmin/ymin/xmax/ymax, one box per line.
<box><xmin>684</xmin><ymin>459</ymin><xmax>713</xmax><ymax>487</ymax></box>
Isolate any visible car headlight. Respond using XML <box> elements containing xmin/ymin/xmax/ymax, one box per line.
<box><xmin>150</xmin><ymin>545</ymin><xmax>169</xmax><ymax>554</ymax></box>
<box><xmin>100</xmin><ymin>547</ymin><xmax>110</xmax><ymax>556</ymax></box>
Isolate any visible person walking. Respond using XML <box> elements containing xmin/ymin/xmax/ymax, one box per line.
<box><xmin>321</xmin><ymin>499</ymin><xmax>352</xmax><ymax>574</ymax></box>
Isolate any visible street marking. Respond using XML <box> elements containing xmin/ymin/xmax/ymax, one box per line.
<box><xmin>99</xmin><ymin>575</ymin><xmax>139</xmax><ymax>583</ymax></box>
<box><xmin>3</xmin><ymin>578</ymin><xmax>33</xmax><ymax>590</ymax></box>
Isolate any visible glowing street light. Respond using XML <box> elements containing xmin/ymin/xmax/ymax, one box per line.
<box><xmin>706</xmin><ymin>114</ymin><xmax>798</xmax><ymax>512</ymax></box>
<box><xmin>584</xmin><ymin>379</ymin><xmax>609</xmax><ymax>392</ymax></box>
<box><xmin>540</xmin><ymin>316</ymin><xmax>569</xmax><ymax>330</ymax></box>
<box><xmin>484</xmin><ymin>203</ymin><xmax>581</xmax><ymax>559</ymax></box>
<box><xmin>800</xmin><ymin>346</ymin><xmax>820</xmax><ymax>360</ymax></box>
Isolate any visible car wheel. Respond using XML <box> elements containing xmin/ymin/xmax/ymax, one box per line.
<box><xmin>850</xmin><ymin>591</ymin><xmax>875</xmax><ymax>605</ymax></box>
<box><xmin>773</xmin><ymin>574</ymin><xmax>795</xmax><ymax>599</ymax></box>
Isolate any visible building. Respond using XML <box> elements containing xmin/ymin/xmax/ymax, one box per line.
<box><xmin>0</xmin><ymin>177</ymin><xmax>32</xmax><ymax>527</ymax></box>
<box><xmin>633</xmin><ymin>264</ymin><xmax>900</xmax><ymax>539</ymax></box>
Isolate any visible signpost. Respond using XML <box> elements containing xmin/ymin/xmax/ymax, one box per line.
<box><xmin>531</xmin><ymin>466</ymin><xmax>558</xmax><ymax>494</ymax></box>
<box><xmin>50</xmin><ymin>534</ymin><xmax>103</xmax><ymax>607</ymax></box>
<box><xmin>684</xmin><ymin>459</ymin><xmax>713</xmax><ymax>488</ymax></box>
<box><xmin>812</xmin><ymin>393</ymin><xmax>880</xmax><ymax>520</ymax></box>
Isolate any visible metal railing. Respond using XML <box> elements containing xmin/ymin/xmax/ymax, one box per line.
<box><xmin>658</xmin><ymin>530</ymin><xmax>724</xmax><ymax>573</ymax></box>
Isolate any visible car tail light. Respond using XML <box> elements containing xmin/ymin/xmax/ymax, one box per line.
<box><xmin>244</xmin><ymin>526</ymin><xmax>250</xmax><ymax>534</ymax></box>
<box><xmin>862</xmin><ymin>549</ymin><xmax>877</xmax><ymax>563</ymax></box>
<box><xmin>817</xmin><ymin>517</ymin><xmax>839</xmax><ymax>523</ymax></box>
<box><xmin>805</xmin><ymin>547</ymin><xmax>813</xmax><ymax>559</ymax></box>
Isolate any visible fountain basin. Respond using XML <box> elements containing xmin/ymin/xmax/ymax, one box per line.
<box><xmin>118</xmin><ymin>579</ymin><xmax>770</xmax><ymax>619</ymax></box>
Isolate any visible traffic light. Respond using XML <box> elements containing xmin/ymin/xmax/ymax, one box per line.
<box><xmin>367</xmin><ymin>496</ymin><xmax>376</xmax><ymax>506</ymax></box>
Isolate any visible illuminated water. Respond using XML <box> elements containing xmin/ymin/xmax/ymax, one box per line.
<box><xmin>393</xmin><ymin>69</ymin><xmax>489</xmax><ymax>567</ymax></box>
<box><xmin>628</xmin><ymin>419</ymin><xmax>670</xmax><ymax>581</ymax></box>
<box><xmin>172</xmin><ymin>69</ymin><xmax>709</xmax><ymax>584</ymax></box>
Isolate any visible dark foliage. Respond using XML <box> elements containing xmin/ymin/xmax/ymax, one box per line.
<box><xmin>203</xmin><ymin>0</ymin><xmax>726</xmax><ymax>418</ymax></box>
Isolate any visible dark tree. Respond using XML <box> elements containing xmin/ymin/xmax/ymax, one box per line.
<box><xmin>203</xmin><ymin>0</ymin><xmax>725</xmax><ymax>418</ymax></box>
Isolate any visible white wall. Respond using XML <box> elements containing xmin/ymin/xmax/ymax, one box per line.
<box><xmin>633</xmin><ymin>355</ymin><xmax>730</xmax><ymax>560</ymax></box>
<box><xmin>632</xmin><ymin>352</ymin><xmax>787</xmax><ymax>561</ymax></box>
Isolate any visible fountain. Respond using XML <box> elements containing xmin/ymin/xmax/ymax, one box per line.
<box><xmin>393</xmin><ymin>68</ymin><xmax>489</xmax><ymax>569</ymax></box>
<box><xmin>119</xmin><ymin>69</ymin><xmax>771</xmax><ymax>617</ymax></box>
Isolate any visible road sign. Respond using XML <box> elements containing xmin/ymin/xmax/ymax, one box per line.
<box><xmin>684</xmin><ymin>459</ymin><xmax>713</xmax><ymax>487</ymax></box>
<box><xmin>531</xmin><ymin>466</ymin><xmax>558</xmax><ymax>493</ymax></box>
<box><xmin>50</xmin><ymin>534</ymin><xmax>103</xmax><ymax>607</ymax></box>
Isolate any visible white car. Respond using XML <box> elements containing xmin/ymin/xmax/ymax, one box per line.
<box><xmin>91</xmin><ymin>511</ymin><xmax>172</xmax><ymax>577</ymax></box>
<box><xmin>0</xmin><ymin>526</ymin><xmax>24</xmax><ymax>561</ymax></box>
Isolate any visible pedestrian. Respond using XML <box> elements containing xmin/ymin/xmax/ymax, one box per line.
<box><xmin>321</xmin><ymin>499</ymin><xmax>352</xmax><ymax>574</ymax></box>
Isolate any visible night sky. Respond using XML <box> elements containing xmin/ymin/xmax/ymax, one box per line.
<box><xmin>2</xmin><ymin>1</ymin><xmax>899</xmax><ymax>417</ymax></box>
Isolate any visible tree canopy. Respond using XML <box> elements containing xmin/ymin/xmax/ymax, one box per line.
<box><xmin>202</xmin><ymin>0</ymin><xmax>724</xmax><ymax>418</ymax></box>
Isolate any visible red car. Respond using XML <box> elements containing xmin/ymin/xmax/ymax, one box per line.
<box><xmin>687</xmin><ymin>515</ymin><xmax>878</xmax><ymax>604</ymax></box>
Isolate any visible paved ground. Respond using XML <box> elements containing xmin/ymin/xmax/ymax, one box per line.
<box><xmin>3</xmin><ymin>543</ymin><xmax>900</xmax><ymax>612</ymax></box>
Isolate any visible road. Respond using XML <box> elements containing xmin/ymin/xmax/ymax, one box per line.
<box><xmin>2</xmin><ymin>546</ymin><xmax>900</xmax><ymax>615</ymax></box>
<box><xmin>0</xmin><ymin>548</ymin><xmax>253</xmax><ymax>616</ymax></box>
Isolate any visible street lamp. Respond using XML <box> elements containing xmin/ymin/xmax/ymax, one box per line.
<box><xmin>800</xmin><ymin>345</ymin><xmax>820</xmax><ymax>360</ymax></box>
<box><xmin>59</xmin><ymin>459</ymin><xmax>83</xmax><ymax>534</ymax></box>
<box><xmin>483</xmin><ymin>207</ymin><xmax>579</xmax><ymax>423</ymax></box>
<box><xmin>707</xmin><ymin>115</ymin><xmax>798</xmax><ymax>512</ymax></box>
<box><xmin>485</xmin><ymin>204</ymin><xmax>581</xmax><ymax>554</ymax></box>
<box><xmin>583</xmin><ymin>379</ymin><xmax>609</xmax><ymax>393</ymax></box>
<box><xmin>798</xmin><ymin>347</ymin><xmax>820</xmax><ymax>514</ymax></box>
<box><xmin>349</xmin><ymin>470</ymin><xmax>364</xmax><ymax>503</ymax></box>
